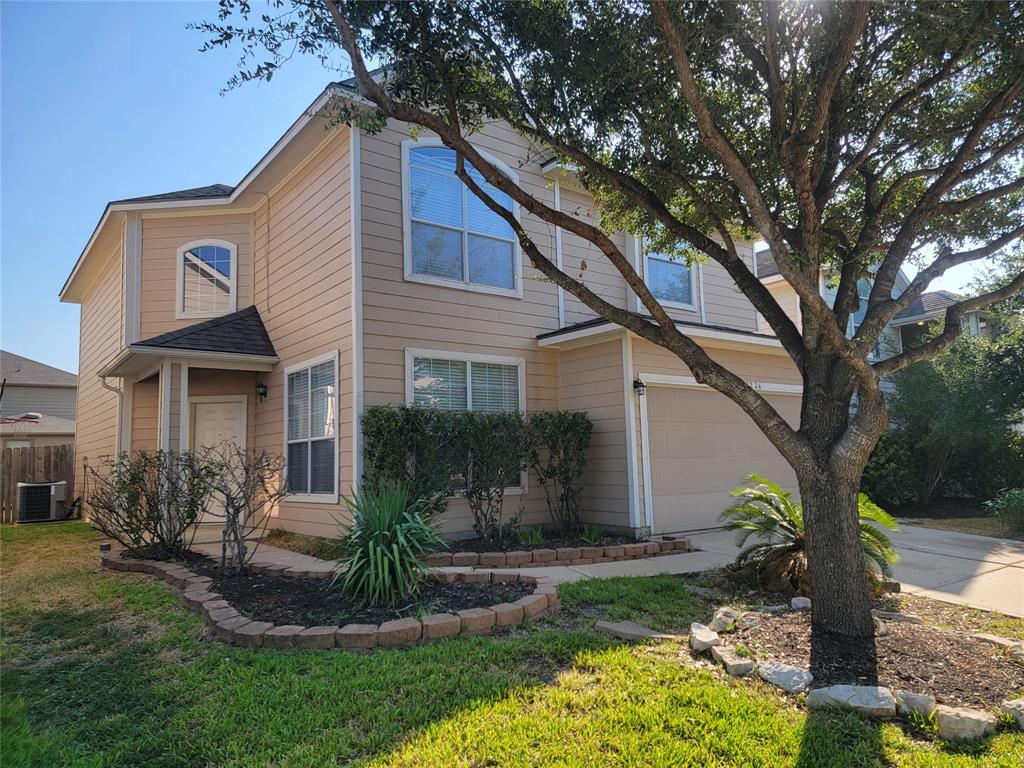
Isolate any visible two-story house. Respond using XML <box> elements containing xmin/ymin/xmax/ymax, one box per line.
<box><xmin>61</xmin><ymin>81</ymin><xmax>810</xmax><ymax>540</ymax></box>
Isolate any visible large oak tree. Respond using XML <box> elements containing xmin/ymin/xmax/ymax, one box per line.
<box><xmin>199</xmin><ymin>0</ymin><xmax>1024</xmax><ymax>637</ymax></box>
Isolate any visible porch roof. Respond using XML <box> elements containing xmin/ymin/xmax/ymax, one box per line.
<box><xmin>99</xmin><ymin>306</ymin><xmax>279</xmax><ymax>377</ymax></box>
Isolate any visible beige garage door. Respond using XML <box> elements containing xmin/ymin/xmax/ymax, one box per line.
<box><xmin>646</xmin><ymin>386</ymin><xmax>801</xmax><ymax>533</ymax></box>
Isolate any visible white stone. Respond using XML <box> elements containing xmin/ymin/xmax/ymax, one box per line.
<box><xmin>709</xmin><ymin>607</ymin><xmax>742</xmax><ymax>633</ymax></box>
<box><xmin>871</xmin><ymin>609</ymin><xmax>923</xmax><ymax>624</ymax></box>
<box><xmin>790</xmin><ymin>596</ymin><xmax>811</xmax><ymax>611</ymax></box>
<box><xmin>934</xmin><ymin>705</ymin><xmax>997</xmax><ymax>741</ymax></box>
<box><xmin>1000</xmin><ymin>699</ymin><xmax>1024</xmax><ymax>728</ymax></box>
<box><xmin>711</xmin><ymin>645</ymin><xmax>755</xmax><ymax>676</ymax></box>
<box><xmin>689</xmin><ymin>622</ymin><xmax>721</xmax><ymax>652</ymax></box>
<box><xmin>971</xmin><ymin>633</ymin><xmax>1017</xmax><ymax>649</ymax></box>
<box><xmin>757</xmin><ymin>661</ymin><xmax>813</xmax><ymax>693</ymax></box>
<box><xmin>895</xmin><ymin>690</ymin><xmax>936</xmax><ymax>717</ymax></box>
<box><xmin>758</xmin><ymin>604</ymin><xmax>789</xmax><ymax>615</ymax></box>
<box><xmin>806</xmin><ymin>685</ymin><xmax>896</xmax><ymax>717</ymax></box>
<box><xmin>1009</xmin><ymin>645</ymin><xmax>1024</xmax><ymax>661</ymax></box>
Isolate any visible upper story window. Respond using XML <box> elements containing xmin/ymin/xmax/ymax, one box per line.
<box><xmin>644</xmin><ymin>242</ymin><xmax>696</xmax><ymax>310</ymax></box>
<box><xmin>403</xmin><ymin>140</ymin><xmax>521</xmax><ymax>297</ymax></box>
<box><xmin>176</xmin><ymin>239</ymin><xmax>237</xmax><ymax>319</ymax></box>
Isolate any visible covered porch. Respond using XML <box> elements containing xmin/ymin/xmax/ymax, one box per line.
<box><xmin>99</xmin><ymin>306</ymin><xmax>279</xmax><ymax>457</ymax></box>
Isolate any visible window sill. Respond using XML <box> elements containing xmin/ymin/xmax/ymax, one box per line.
<box><xmin>176</xmin><ymin>308</ymin><xmax>236</xmax><ymax>321</ymax></box>
<box><xmin>654</xmin><ymin>298</ymin><xmax>697</xmax><ymax>312</ymax></box>
<box><xmin>285</xmin><ymin>492</ymin><xmax>340</xmax><ymax>505</ymax></box>
<box><xmin>404</xmin><ymin>270</ymin><xmax>523</xmax><ymax>299</ymax></box>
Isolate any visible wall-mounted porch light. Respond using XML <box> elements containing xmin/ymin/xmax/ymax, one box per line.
<box><xmin>255</xmin><ymin>381</ymin><xmax>268</xmax><ymax>402</ymax></box>
<box><xmin>633</xmin><ymin>378</ymin><xmax>646</xmax><ymax>396</ymax></box>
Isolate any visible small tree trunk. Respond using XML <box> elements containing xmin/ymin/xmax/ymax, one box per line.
<box><xmin>800</xmin><ymin>469</ymin><xmax>874</xmax><ymax>637</ymax></box>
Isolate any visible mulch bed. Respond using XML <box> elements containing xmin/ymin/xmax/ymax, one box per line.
<box><xmin>453</xmin><ymin>533</ymin><xmax>637</xmax><ymax>553</ymax></box>
<box><xmin>188</xmin><ymin>558</ymin><xmax>531</xmax><ymax>626</ymax></box>
<box><xmin>728</xmin><ymin>610</ymin><xmax>1024</xmax><ymax>707</ymax></box>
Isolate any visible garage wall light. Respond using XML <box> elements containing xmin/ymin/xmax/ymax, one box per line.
<box><xmin>633</xmin><ymin>378</ymin><xmax>646</xmax><ymax>396</ymax></box>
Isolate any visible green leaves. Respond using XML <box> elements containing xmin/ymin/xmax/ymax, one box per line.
<box><xmin>332</xmin><ymin>483</ymin><xmax>446</xmax><ymax>607</ymax></box>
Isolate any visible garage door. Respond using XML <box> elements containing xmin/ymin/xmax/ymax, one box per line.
<box><xmin>645</xmin><ymin>385</ymin><xmax>801</xmax><ymax>533</ymax></box>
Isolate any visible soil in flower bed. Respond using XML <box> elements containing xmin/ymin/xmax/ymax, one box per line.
<box><xmin>188</xmin><ymin>557</ymin><xmax>532</xmax><ymax>626</ymax></box>
<box><xmin>728</xmin><ymin>610</ymin><xmax>1024</xmax><ymax>707</ymax></box>
<box><xmin>452</xmin><ymin>532</ymin><xmax>638</xmax><ymax>553</ymax></box>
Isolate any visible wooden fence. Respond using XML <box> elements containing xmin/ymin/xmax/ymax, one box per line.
<box><xmin>1</xmin><ymin>444</ymin><xmax>76</xmax><ymax>523</ymax></box>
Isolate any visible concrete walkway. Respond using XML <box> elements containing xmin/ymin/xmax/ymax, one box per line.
<box><xmin>690</xmin><ymin>524</ymin><xmax>1024</xmax><ymax>618</ymax></box>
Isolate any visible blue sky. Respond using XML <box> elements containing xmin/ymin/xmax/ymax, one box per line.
<box><xmin>1</xmin><ymin>1</ymin><xmax>332</xmax><ymax>373</ymax></box>
<box><xmin>1</xmin><ymin>2</ymin><xmax>984</xmax><ymax>375</ymax></box>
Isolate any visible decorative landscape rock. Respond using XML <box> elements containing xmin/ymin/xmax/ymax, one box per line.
<box><xmin>895</xmin><ymin>690</ymin><xmax>936</xmax><ymax>717</ymax></box>
<box><xmin>757</xmin><ymin>661</ymin><xmax>813</xmax><ymax>693</ymax></box>
<box><xmin>711</xmin><ymin>645</ymin><xmax>755</xmax><ymax>676</ymax></box>
<box><xmin>1000</xmin><ymin>699</ymin><xmax>1024</xmax><ymax>728</ymax></box>
<box><xmin>689</xmin><ymin>622</ymin><xmax>721</xmax><ymax>652</ymax></box>
<box><xmin>758</xmin><ymin>604</ymin><xmax>789</xmax><ymax>615</ymax></box>
<box><xmin>934</xmin><ymin>705</ymin><xmax>997</xmax><ymax>741</ymax></box>
<box><xmin>806</xmin><ymin>685</ymin><xmax>896</xmax><ymax>717</ymax></box>
<box><xmin>790</xmin><ymin>596</ymin><xmax>811</xmax><ymax>611</ymax></box>
<box><xmin>595</xmin><ymin>620</ymin><xmax>682</xmax><ymax>642</ymax></box>
<box><xmin>709</xmin><ymin>607</ymin><xmax>741</xmax><ymax>633</ymax></box>
<box><xmin>971</xmin><ymin>633</ymin><xmax>1018</xmax><ymax>649</ymax></box>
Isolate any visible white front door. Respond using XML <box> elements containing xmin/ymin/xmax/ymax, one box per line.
<box><xmin>190</xmin><ymin>397</ymin><xmax>247</xmax><ymax>523</ymax></box>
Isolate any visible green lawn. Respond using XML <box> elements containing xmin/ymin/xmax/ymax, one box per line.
<box><xmin>3</xmin><ymin>522</ymin><xmax>1023</xmax><ymax>767</ymax></box>
<box><xmin>899</xmin><ymin>517</ymin><xmax>1024</xmax><ymax>542</ymax></box>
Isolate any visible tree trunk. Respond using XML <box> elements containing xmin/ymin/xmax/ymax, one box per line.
<box><xmin>800</xmin><ymin>469</ymin><xmax>875</xmax><ymax>637</ymax></box>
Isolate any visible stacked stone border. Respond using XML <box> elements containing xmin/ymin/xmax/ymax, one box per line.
<box><xmin>426</xmin><ymin>536</ymin><xmax>695</xmax><ymax>569</ymax></box>
<box><xmin>101</xmin><ymin>550</ymin><xmax>561</xmax><ymax>650</ymax></box>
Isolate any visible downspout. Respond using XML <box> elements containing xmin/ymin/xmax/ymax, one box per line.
<box><xmin>99</xmin><ymin>375</ymin><xmax>124</xmax><ymax>454</ymax></box>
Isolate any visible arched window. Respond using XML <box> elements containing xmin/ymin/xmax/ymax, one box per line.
<box><xmin>176</xmin><ymin>239</ymin><xmax>237</xmax><ymax>318</ymax></box>
<box><xmin>402</xmin><ymin>140</ymin><xmax>521</xmax><ymax>297</ymax></box>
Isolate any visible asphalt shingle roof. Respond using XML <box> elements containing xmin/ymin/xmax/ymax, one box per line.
<box><xmin>0</xmin><ymin>351</ymin><xmax>77</xmax><ymax>387</ymax></box>
<box><xmin>893</xmin><ymin>290</ymin><xmax>961</xmax><ymax>322</ymax></box>
<box><xmin>134</xmin><ymin>306</ymin><xmax>277</xmax><ymax>358</ymax></box>
<box><xmin>755</xmin><ymin>248</ymin><xmax>781</xmax><ymax>277</ymax></box>
<box><xmin>0</xmin><ymin>413</ymin><xmax>76</xmax><ymax>436</ymax></box>
<box><xmin>111</xmin><ymin>184</ymin><xmax>235</xmax><ymax>205</ymax></box>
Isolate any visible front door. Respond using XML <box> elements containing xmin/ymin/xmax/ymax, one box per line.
<box><xmin>190</xmin><ymin>397</ymin><xmax>247</xmax><ymax>523</ymax></box>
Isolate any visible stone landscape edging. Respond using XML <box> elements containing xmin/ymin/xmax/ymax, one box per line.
<box><xmin>426</xmin><ymin>536</ymin><xmax>695</xmax><ymax>569</ymax></box>
<box><xmin>101</xmin><ymin>549</ymin><xmax>561</xmax><ymax>650</ymax></box>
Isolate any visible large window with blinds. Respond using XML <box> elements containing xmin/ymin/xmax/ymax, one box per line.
<box><xmin>643</xmin><ymin>241</ymin><xmax>695</xmax><ymax>310</ymax></box>
<box><xmin>284</xmin><ymin>352</ymin><xmax>337</xmax><ymax>500</ymax></box>
<box><xmin>402</xmin><ymin>139</ymin><xmax>522</xmax><ymax>297</ymax></box>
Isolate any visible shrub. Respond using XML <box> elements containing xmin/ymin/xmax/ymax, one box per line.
<box><xmin>861</xmin><ymin>430</ymin><xmax>917</xmax><ymax>508</ymax></box>
<box><xmin>581</xmin><ymin>523</ymin><xmax>604</xmax><ymax>545</ymax></box>
<box><xmin>332</xmin><ymin>483</ymin><xmax>446</xmax><ymax>606</ymax></box>
<box><xmin>721</xmin><ymin>473</ymin><xmax>899</xmax><ymax>597</ymax></box>
<box><xmin>362</xmin><ymin>406</ymin><xmax>465</xmax><ymax>517</ymax></box>
<box><xmin>88</xmin><ymin>450</ymin><xmax>218</xmax><ymax>559</ymax></box>
<box><xmin>206</xmin><ymin>446</ymin><xmax>289</xmax><ymax>575</ymax></box>
<box><xmin>462</xmin><ymin>411</ymin><xmax>529</xmax><ymax>542</ymax></box>
<box><xmin>986</xmin><ymin>488</ymin><xmax>1024</xmax><ymax>535</ymax></box>
<box><xmin>529</xmin><ymin>410</ymin><xmax>593</xmax><ymax>533</ymax></box>
<box><xmin>518</xmin><ymin>526</ymin><xmax>544</xmax><ymax>546</ymax></box>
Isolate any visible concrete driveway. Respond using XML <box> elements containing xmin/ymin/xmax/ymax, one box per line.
<box><xmin>690</xmin><ymin>523</ymin><xmax>1024</xmax><ymax>618</ymax></box>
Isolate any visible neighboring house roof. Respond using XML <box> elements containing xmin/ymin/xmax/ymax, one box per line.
<box><xmin>755</xmin><ymin>248</ymin><xmax>780</xmax><ymax>277</ymax></box>
<box><xmin>133</xmin><ymin>306</ymin><xmax>278</xmax><ymax>358</ymax></box>
<box><xmin>0</xmin><ymin>413</ymin><xmax>76</xmax><ymax>436</ymax></box>
<box><xmin>110</xmin><ymin>184</ymin><xmax>234</xmax><ymax>205</ymax></box>
<box><xmin>0</xmin><ymin>351</ymin><xmax>77</xmax><ymax>387</ymax></box>
<box><xmin>892</xmin><ymin>290</ymin><xmax>962</xmax><ymax>324</ymax></box>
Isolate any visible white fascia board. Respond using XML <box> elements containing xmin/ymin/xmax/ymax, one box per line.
<box><xmin>538</xmin><ymin>321</ymin><xmax>786</xmax><ymax>353</ymax></box>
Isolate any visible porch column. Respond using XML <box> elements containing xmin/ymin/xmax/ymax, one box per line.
<box><xmin>158</xmin><ymin>361</ymin><xmax>184</xmax><ymax>452</ymax></box>
<box><xmin>178</xmin><ymin>364</ymin><xmax>190</xmax><ymax>453</ymax></box>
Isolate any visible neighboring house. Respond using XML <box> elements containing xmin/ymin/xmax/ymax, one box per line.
<box><xmin>61</xmin><ymin>81</ymin><xmax>810</xmax><ymax>540</ymax></box>
<box><xmin>0</xmin><ymin>351</ymin><xmax>78</xmax><ymax>449</ymax></box>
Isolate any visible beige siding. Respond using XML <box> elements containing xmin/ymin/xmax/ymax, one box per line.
<box><xmin>250</xmin><ymin>127</ymin><xmax>353</xmax><ymax>537</ymax></box>
<box><xmin>75</xmin><ymin>245</ymin><xmax>124</xmax><ymax>498</ymax></box>
<box><xmin>557</xmin><ymin>339</ymin><xmax>631</xmax><ymax>529</ymax></box>
<box><xmin>139</xmin><ymin>213</ymin><xmax>254</xmax><ymax>339</ymax></box>
<box><xmin>359</xmin><ymin>120</ymin><xmax>566</xmax><ymax>538</ymax></box>
<box><xmin>0</xmin><ymin>385</ymin><xmax>77</xmax><ymax>420</ymax></box>
<box><xmin>702</xmin><ymin>247</ymin><xmax>760</xmax><ymax>331</ymax></box>
<box><xmin>757</xmin><ymin>278</ymin><xmax>801</xmax><ymax>331</ymax></box>
<box><xmin>130</xmin><ymin>375</ymin><xmax>159</xmax><ymax>451</ymax></box>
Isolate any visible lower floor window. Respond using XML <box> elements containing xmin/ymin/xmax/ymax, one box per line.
<box><xmin>411</xmin><ymin>355</ymin><xmax>521</xmax><ymax>413</ymax></box>
<box><xmin>286</xmin><ymin>356</ymin><xmax>337</xmax><ymax>496</ymax></box>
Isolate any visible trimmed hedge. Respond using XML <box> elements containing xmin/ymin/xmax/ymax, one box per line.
<box><xmin>361</xmin><ymin>406</ymin><xmax>593</xmax><ymax>539</ymax></box>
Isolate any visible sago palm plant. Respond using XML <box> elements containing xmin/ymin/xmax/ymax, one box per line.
<box><xmin>721</xmin><ymin>473</ymin><xmax>899</xmax><ymax>597</ymax></box>
<box><xmin>332</xmin><ymin>483</ymin><xmax>447</xmax><ymax>606</ymax></box>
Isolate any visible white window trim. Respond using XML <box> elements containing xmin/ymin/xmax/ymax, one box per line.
<box><xmin>175</xmin><ymin>239</ymin><xmax>238</xmax><ymax>320</ymax></box>
<box><xmin>283</xmin><ymin>350</ymin><xmax>340</xmax><ymax>504</ymax></box>
<box><xmin>404</xmin><ymin>347</ymin><xmax>527</xmax><ymax>495</ymax></box>
<box><xmin>642</xmin><ymin>240</ymin><xmax>697</xmax><ymax>312</ymax></box>
<box><xmin>401</xmin><ymin>137</ymin><xmax>524</xmax><ymax>299</ymax></box>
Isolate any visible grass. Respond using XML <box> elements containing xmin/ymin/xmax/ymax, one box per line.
<box><xmin>900</xmin><ymin>516</ymin><xmax>1023</xmax><ymax>541</ymax></box>
<box><xmin>3</xmin><ymin>522</ymin><xmax>1023</xmax><ymax>767</ymax></box>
